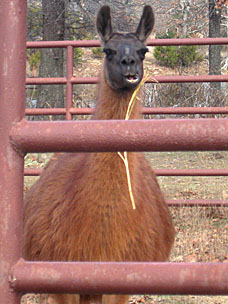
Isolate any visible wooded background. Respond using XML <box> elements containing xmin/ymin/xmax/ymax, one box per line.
<box><xmin>26</xmin><ymin>0</ymin><xmax>228</xmax><ymax>116</ymax></box>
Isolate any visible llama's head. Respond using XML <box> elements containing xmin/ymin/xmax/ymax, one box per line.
<box><xmin>96</xmin><ymin>5</ymin><xmax>154</xmax><ymax>90</ymax></box>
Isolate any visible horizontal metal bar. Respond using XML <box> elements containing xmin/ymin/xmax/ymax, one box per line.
<box><xmin>69</xmin><ymin>107</ymin><xmax>94</xmax><ymax>115</ymax></box>
<box><xmin>151</xmin><ymin>75</ymin><xmax>228</xmax><ymax>83</ymax></box>
<box><xmin>26</xmin><ymin>74</ymin><xmax>228</xmax><ymax>85</ymax></box>
<box><xmin>143</xmin><ymin>107</ymin><xmax>228</xmax><ymax>115</ymax></box>
<box><xmin>24</xmin><ymin>107</ymin><xmax>228</xmax><ymax>116</ymax></box>
<box><xmin>25</xmin><ymin>108</ymin><xmax>67</xmax><ymax>115</ymax></box>
<box><xmin>167</xmin><ymin>199</ymin><xmax>228</xmax><ymax>207</ymax></box>
<box><xmin>10</xmin><ymin>259</ymin><xmax>228</xmax><ymax>295</ymax></box>
<box><xmin>26</xmin><ymin>37</ymin><xmax>228</xmax><ymax>49</ymax></box>
<box><xmin>10</xmin><ymin>118</ymin><xmax>228</xmax><ymax>153</ymax></box>
<box><xmin>26</xmin><ymin>77</ymin><xmax>67</xmax><ymax>85</ymax></box>
<box><xmin>156</xmin><ymin>169</ymin><xmax>228</xmax><ymax>176</ymax></box>
<box><xmin>26</xmin><ymin>77</ymin><xmax>98</xmax><ymax>85</ymax></box>
<box><xmin>148</xmin><ymin>37</ymin><xmax>228</xmax><ymax>46</ymax></box>
<box><xmin>71</xmin><ymin>77</ymin><xmax>98</xmax><ymax>84</ymax></box>
<box><xmin>24</xmin><ymin>168</ymin><xmax>228</xmax><ymax>177</ymax></box>
<box><xmin>26</xmin><ymin>40</ymin><xmax>100</xmax><ymax>48</ymax></box>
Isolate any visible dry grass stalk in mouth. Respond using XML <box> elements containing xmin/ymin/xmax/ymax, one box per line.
<box><xmin>117</xmin><ymin>75</ymin><xmax>158</xmax><ymax>209</ymax></box>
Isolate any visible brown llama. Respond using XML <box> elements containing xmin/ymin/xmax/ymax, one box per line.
<box><xmin>23</xmin><ymin>5</ymin><xmax>175</xmax><ymax>304</ymax></box>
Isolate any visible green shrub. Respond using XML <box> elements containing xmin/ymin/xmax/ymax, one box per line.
<box><xmin>154</xmin><ymin>31</ymin><xmax>202</xmax><ymax>68</ymax></box>
<box><xmin>154</xmin><ymin>45</ymin><xmax>179</xmax><ymax>68</ymax></box>
<box><xmin>178</xmin><ymin>44</ymin><xmax>201</xmax><ymax>66</ymax></box>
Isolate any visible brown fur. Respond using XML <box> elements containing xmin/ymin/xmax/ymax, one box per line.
<box><xmin>23</xmin><ymin>6</ymin><xmax>175</xmax><ymax>304</ymax></box>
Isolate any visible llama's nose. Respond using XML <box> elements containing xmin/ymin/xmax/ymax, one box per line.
<box><xmin>120</xmin><ymin>56</ymin><xmax>136</xmax><ymax>67</ymax></box>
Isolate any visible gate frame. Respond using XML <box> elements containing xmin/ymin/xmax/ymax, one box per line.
<box><xmin>1</xmin><ymin>1</ymin><xmax>228</xmax><ymax>304</ymax></box>
<box><xmin>0</xmin><ymin>1</ymin><xmax>26</xmax><ymax>303</ymax></box>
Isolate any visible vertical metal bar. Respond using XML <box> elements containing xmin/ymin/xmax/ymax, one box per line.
<box><xmin>66</xmin><ymin>46</ymin><xmax>74</xmax><ymax>120</ymax></box>
<box><xmin>0</xmin><ymin>0</ymin><xmax>26</xmax><ymax>303</ymax></box>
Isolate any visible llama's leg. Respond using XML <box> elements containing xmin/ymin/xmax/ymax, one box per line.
<box><xmin>102</xmin><ymin>295</ymin><xmax>129</xmax><ymax>304</ymax></box>
<box><xmin>80</xmin><ymin>295</ymin><xmax>102</xmax><ymax>304</ymax></box>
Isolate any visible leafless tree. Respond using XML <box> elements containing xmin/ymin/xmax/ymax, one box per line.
<box><xmin>209</xmin><ymin>0</ymin><xmax>222</xmax><ymax>92</ymax></box>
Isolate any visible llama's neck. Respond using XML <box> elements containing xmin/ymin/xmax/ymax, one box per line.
<box><xmin>93</xmin><ymin>64</ymin><xmax>142</xmax><ymax>120</ymax></box>
<box><xmin>87</xmin><ymin>64</ymin><xmax>143</xmax><ymax>209</ymax></box>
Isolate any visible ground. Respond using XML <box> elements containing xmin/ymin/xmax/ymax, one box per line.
<box><xmin>23</xmin><ymin>47</ymin><xmax>228</xmax><ymax>303</ymax></box>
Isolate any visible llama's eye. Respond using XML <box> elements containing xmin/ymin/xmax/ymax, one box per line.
<box><xmin>137</xmin><ymin>48</ymin><xmax>149</xmax><ymax>60</ymax></box>
<box><xmin>103</xmin><ymin>48</ymin><xmax>116</xmax><ymax>60</ymax></box>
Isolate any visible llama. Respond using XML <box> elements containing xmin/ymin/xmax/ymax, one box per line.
<box><xmin>23</xmin><ymin>5</ymin><xmax>175</xmax><ymax>304</ymax></box>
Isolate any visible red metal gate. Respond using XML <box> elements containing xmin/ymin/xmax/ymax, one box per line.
<box><xmin>1</xmin><ymin>1</ymin><xmax>228</xmax><ymax>304</ymax></box>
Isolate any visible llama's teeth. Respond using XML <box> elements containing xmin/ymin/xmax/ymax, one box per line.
<box><xmin>126</xmin><ymin>76</ymin><xmax>139</xmax><ymax>83</ymax></box>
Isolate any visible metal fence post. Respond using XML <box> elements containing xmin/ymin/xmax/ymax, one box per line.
<box><xmin>0</xmin><ymin>0</ymin><xmax>27</xmax><ymax>303</ymax></box>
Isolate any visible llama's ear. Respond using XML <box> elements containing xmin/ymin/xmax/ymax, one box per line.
<box><xmin>135</xmin><ymin>6</ymin><xmax>154</xmax><ymax>43</ymax></box>
<box><xmin>96</xmin><ymin>6</ymin><xmax>113</xmax><ymax>44</ymax></box>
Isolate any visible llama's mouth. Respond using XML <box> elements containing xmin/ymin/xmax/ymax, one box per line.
<box><xmin>125</xmin><ymin>75</ymin><xmax>140</xmax><ymax>84</ymax></box>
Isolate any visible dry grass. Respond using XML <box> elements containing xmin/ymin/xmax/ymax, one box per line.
<box><xmin>144</xmin><ymin>151</ymin><xmax>228</xmax><ymax>304</ymax></box>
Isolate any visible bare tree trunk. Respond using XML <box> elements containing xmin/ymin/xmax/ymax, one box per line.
<box><xmin>37</xmin><ymin>0</ymin><xmax>65</xmax><ymax>120</ymax></box>
<box><xmin>209</xmin><ymin>0</ymin><xmax>221</xmax><ymax>93</ymax></box>
<box><xmin>180</xmin><ymin>0</ymin><xmax>190</xmax><ymax>37</ymax></box>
